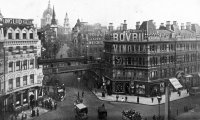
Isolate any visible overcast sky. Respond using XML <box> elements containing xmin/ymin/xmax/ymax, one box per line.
<box><xmin>0</xmin><ymin>0</ymin><xmax>200</xmax><ymax>29</ymax></box>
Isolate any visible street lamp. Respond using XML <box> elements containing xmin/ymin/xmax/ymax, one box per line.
<box><xmin>157</xmin><ymin>95</ymin><xmax>162</xmax><ymax>120</ymax></box>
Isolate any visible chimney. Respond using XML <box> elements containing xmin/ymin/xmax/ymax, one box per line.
<box><xmin>173</xmin><ymin>21</ymin><xmax>177</xmax><ymax>26</ymax></box>
<box><xmin>181</xmin><ymin>23</ymin><xmax>184</xmax><ymax>30</ymax></box>
<box><xmin>186</xmin><ymin>22</ymin><xmax>191</xmax><ymax>31</ymax></box>
<box><xmin>108</xmin><ymin>23</ymin><xmax>113</xmax><ymax>31</ymax></box>
<box><xmin>166</xmin><ymin>21</ymin><xmax>171</xmax><ymax>30</ymax></box>
<box><xmin>136</xmin><ymin>22</ymin><xmax>140</xmax><ymax>30</ymax></box>
<box><xmin>123</xmin><ymin>20</ymin><xmax>127</xmax><ymax>31</ymax></box>
<box><xmin>120</xmin><ymin>23</ymin><xmax>123</xmax><ymax>30</ymax></box>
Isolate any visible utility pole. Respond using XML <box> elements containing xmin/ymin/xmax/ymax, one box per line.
<box><xmin>165</xmin><ymin>83</ymin><xmax>170</xmax><ymax>120</ymax></box>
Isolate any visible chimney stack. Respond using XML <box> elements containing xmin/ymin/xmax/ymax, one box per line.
<box><xmin>186</xmin><ymin>22</ymin><xmax>191</xmax><ymax>31</ymax></box>
<box><xmin>120</xmin><ymin>23</ymin><xmax>123</xmax><ymax>30</ymax></box>
<box><xmin>136</xmin><ymin>22</ymin><xmax>140</xmax><ymax>30</ymax></box>
<box><xmin>108</xmin><ymin>23</ymin><xmax>114</xmax><ymax>31</ymax></box>
<box><xmin>166</xmin><ymin>21</ymin><xmax>171</xmax><ymax>30</ymax></box>
<box><xmin>123</xmin><ymin>20</ymin><xmax>127</xmax><ymax>31</ymax></box>
<box><xmin>181</xmin><ymin>23</ymin><xmax>184</xmax><ymax>30</ymax></box>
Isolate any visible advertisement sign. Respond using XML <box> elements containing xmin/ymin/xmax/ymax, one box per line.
<box><xmin>2</xmin><ymin>18</ymin><xmax>33</xmax><ymax>25</ymax></box>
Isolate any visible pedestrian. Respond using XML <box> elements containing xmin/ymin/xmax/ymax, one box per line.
<box><xmin>125</xmin><ymin>96</ymin><xmax>128</xmax><ymax>102</ymax></box>
<box><xmin>151</xmin><ymin>97</ymin><xmax>154</xmax><ymax>103</ymax></box>
<box><xmin>82</xmin><ymin>91</ymin><xmax>84</xmax><ymax>98</ymax></box>
<box><xmin>137</xmin><ymin>96</ymin><xmax>139</xmax><ymax>104</ymax></box>
<box><xmin>187</xmin><ymin>88</ymin><xmax>189</xmax><ymax>94</ymax></box>
<box><xmin>37</xmin><ymin>108</ymin><xmax>39</xmax><ymax>116</ymax></box>
<box><xmin>116</xmin><ymin>95</ymin><xmax>119</xmax><ymax>101</ymax></box>
<box><xmin>54</xmin><ymin>102</ymin><xmax>57</xmax><ymax>110</ymax></box>
<box><xmin>152</xmin><ymin>115</ymin><xmax>156</xmax><ymax>120</ymax></box>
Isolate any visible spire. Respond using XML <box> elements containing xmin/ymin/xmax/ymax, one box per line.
<box><xmin>51</xmin><ymin>6</ymin><xmax>57</xmax><ymax>25</ymax></box>
<box><xmin>48</xmin><ymin>0</ymin><xmax>51</xmax><ymax>8</ymax></box>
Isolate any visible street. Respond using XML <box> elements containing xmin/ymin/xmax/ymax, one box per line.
<box><xmin>34</xmin><ymin>73</ymin><xmax>200</xmax><ymax>120</ymax></box>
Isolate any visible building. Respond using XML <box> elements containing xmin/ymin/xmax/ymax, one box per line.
<box><xmin>71</xmin><ymin>19</ymin><xmax>107</xmax><ymax>59</ymax></box>
<box><xmin>0</xmin><ymin>12</ymin><xmax>44</xmax><ymax>112</ymax></box>
<box><xmin>39</xmin><ymin>0</ymin><xmax>71</xmax><ymax>59</ymax></box>
<box><xmin>103</xmin><ymin>20</ymin><xmax>200</xmax><ymax>97</ymax></box>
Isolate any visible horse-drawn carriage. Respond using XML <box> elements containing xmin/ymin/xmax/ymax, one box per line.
<box><xmin>98</xmin><ymin>104</ymin><xmax>107</xmax><ymax>120</ymax></box>
<box><xmin>74</xmin><ymin>103</ymin><xmax>88</xmax><ymax>120</ymax></box>
<box><xmin>122</xmin><ymin>109</ymin><xmax>142</xmax><ymax>120</ymax></box>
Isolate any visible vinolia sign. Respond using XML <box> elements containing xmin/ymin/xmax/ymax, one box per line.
<box><xmin>1</xmin><ymin>18</ymin><xmax>33</xmax><ymax>25</ymax></box>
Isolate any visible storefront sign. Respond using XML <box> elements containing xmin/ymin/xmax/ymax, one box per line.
<box><xmin>169</xmin><ymin>78</ymin><xmax>183</xmax><ymax>90</ymax></box>
<box><xmin>113</xmin><ymin>31</ymin><xmax>145</xmax><ymax>42</ymax></box>
<box><xmin>2</xmin><ymin>18</ymin><xmax>33</xmax><ymax>25</ymax></box>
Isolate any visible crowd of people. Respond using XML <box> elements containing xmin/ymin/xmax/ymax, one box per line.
<box><xmin>122</xmin><ymin>109</ymin><xmax>142</xmax><ymax>120</ymax></box>
<box><xmin>41</xmin><ymin>97</ymin><xmax>57</xmax><ymax>110</ymax></box>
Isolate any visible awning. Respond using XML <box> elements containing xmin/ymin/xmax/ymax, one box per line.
<box><xmin>169</xmin><ymin>78</ymin><xmax>183</xmax><ymax>90</ymax></box>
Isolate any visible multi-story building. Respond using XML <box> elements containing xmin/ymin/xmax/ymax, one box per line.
<box><xmin>0</xmin><ymin>13</ymin><xmax>43</xmax><ymax>112</ymax></box>
<box><xmin>104</xmin><ymin>20</ymin><xmax>200</xmax><ymax>97</ymax></box>
<box><xmin>72</xmin><ymin>20</ymin><xmax>107</xmax><ymax>59</ymax></box>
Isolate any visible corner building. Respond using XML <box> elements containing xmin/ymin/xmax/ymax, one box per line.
<box><xmin>0</xmin><ymin>16</ymin><xmax>43</xmax><ymax>111</ymax></box>
<box><xmin>104</xmin><ymin>20</ymin><xmax>200</xmax><ymax>97</ymax></box>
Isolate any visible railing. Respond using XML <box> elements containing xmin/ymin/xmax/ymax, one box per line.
<box><xmin>42</xmin><ymin>63</ymin><xmax>101</xmax><ymax>75</ymax></box>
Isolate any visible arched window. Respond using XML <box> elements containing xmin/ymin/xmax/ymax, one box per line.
<box><xmin>15</xmin><ymin>30</ymin><xmax>20</xmax><ymax>39</ymax></box>
<box><xmin>29</xmin><ymin>30</ymin><xmax>33</xmax><ymax>39</ymax></box>
<box><xmin>7</xmin><ymin>29</ymin><xmax>13</xmax><ymax>39</ymax></box>
<box><xmin>22</xmin><ymin>29</ymin><xmax>27</xmax><ymax>39</ymax></box>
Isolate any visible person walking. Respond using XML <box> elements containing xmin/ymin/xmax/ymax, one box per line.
<box><xmin>37</xmin><ymin>108</ymin><xmax>39</xmax><ymax>116</ymax></box>
<box><xmin>54</xmin><ymin>102</ymin><xmax>57</xmax><ymax>110</ymax></box>
<box><xmin>151</xmin><ymin>97</ymin><xmax>154</xmax><ymax>103</ymax></box>
<box><xmin>152</xmin><ymin>115</ymin><xmax>156</xmax><ymax>120</ymax></box>
<box><xmin>125</xmin><ymin>96</ymin><xmax>128</xmax><ymax>102</ymax></box>
<box><xmin>82</xmin><ymin>91</ymin><xmax>84</xmax><ymax>98</ymax></box>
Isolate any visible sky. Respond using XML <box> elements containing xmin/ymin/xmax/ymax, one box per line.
<box><xmin>0</xmin><ymin>0</ymin><xmax>200</xmax><ymax>29</ymax></box>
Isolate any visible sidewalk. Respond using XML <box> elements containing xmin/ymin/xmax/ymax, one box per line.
<box><xmin>92</xmin><ymin>89</ymin><xmax>189</xmax><ymax>105</ymax></box>
<box><xmin>9</xmin><ymin>107</ymin><xmax>49</xmax><ymax>120</ymax></box>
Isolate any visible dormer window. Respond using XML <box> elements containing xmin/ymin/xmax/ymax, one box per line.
<box><xmin>15</xmin><ymin>30</ymin><xmax>20</xmax><ymax>39</ymax></box>
<box><xmin>29</xmin><ymin>30</ymin><xmax>33</xmax><ymax>39</ymax></box>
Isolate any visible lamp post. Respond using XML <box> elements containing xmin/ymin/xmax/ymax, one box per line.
<box><xmin>157</xmin><ymin>95</ymin><xmax>162</xmax><ymax>120</ymax></box>
<box><xmin>86</xmin><ymin>45</ymin><xmax>88</xmax><ymax>63</ymax></box>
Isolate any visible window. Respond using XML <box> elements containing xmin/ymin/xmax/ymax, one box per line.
<box><xmin>23</xmin><ymin>76</ymin><xmax>27</xmax><ymax>86</ymax></box>
<box><xmin>9</xmin><ymin>62</ymin><xmax>13</xmax><ymax>72</ymax></box>
<box><xmin>16</xmin><ymin>77</ymin><xmax>20</xmax><ymax>87</ymax></box>
<box><xmin>9</xmin><ymin>79</ymin><xmax>13</xmax><ymax>90</ymax></box>
<box><xmin>16</xmin><ymin>61</ymin><xmax>20</xmax><ymax>71</ymax></box>
<box><xmin>16</xmin><ymin>33</ymin><xmax>19</xmax><ymax>39</ymax></box>
<box><xmin>15</xmin><ymin>46</ymin><xmax>20</xmax><ymax>54</ymax></box>
<box><xmin>30</xmin><ymin>32</ymin><xmax>33</xmax><ymax>39</ymax></box>
<box><xmin>23</xmin><ymin>33</ymin><xmax>26</xmax><ymax>39</ymax></box>
<box><xmin>29</xmin><ymin>46</ymin><xmax>34</xmax><ymax>53</ymax></box>
<box><xmin>30</xmin><ymin>59</ymin><xmax>34</xmax><ymax>68</ymax></box>
<box><xmin>30</xmin><ymin>74</ymin><xmax>34</xmax><ymax>84</ymax></box>
<box><xmin>8</xmin><ymin>47</ymin><xmax>13</xmax><ymax>52</ymax></box>
<box><xmin>23</xmin><ymin>60</ymin><xmax>27</xmax><ymax>70</ymax></box>
<box><xmin>8</xmin><ymin>33</ymin><xmax>12</xmax><ymax>39</ymax></box>
<box><xmin>23</xmin><ymin>46</ymin><xmax>27</xmax><ymax>53</ymax></box>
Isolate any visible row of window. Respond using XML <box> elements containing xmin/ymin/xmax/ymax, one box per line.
<box><xmin>7</xmin><ymin>46</ymin><xmax>35</xmax><ymax>54</ymax></box>
<box><xmin>7</xmin><ymin>29</ymin><xmax>34</xmax><ymax>40</ymax></box>
<box><xmin>8</xmin><ymin>59</ymin><xmax>34</xmax><ymax>72</ymax></box>
<box><xmin>8</xmin><ymin>74</ymin><xmax>35</xmax><ymax>90</ymax></box>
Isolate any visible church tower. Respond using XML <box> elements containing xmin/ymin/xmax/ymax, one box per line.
<box><xmin>51</xmin><ymin>6</ymin><xmax>58</xmax><ymax>37</ymax></box>
<box><xmin>63</xmin><ymin>12</ymin><xmax>71</xmax><ymax>34</ymax></box>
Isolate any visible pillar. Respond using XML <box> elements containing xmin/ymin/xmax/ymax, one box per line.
<box><xmin>21</xmin><ymin>93</ymin><xmax>23</xmax><ymax>106</ymax></box>
<box><xmin>34</xmin><ymin>89</ymin><xmax>38</xmax><ymax>100</ymax></box>
<box><xmin>27</xmin><ymin>90</ymin><xmax>30</xmax><ymax>107</ymax></box>
<box><xmin>165</xmin><ymin>85</ymin><xmax>170</xmax><ymax>120</ymax></box>
<box><xmin>13</xmin><ymin>93</ymin><xmax>16</xmax><ymax>110</ymax></box>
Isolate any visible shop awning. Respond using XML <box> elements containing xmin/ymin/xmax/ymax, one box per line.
<box><xmin>169</xmin><ymin>78</ymin><xmax>183</xmax><ymax>90</ymax></box>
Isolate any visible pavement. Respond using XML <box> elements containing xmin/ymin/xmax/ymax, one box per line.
<box><xmin>92</xmin><ymin>89</ymin><xmax>190</xmax><ymax>105</ymax></box>
<box><xmin>8</xmin><ymin>107</ymin><xmax>49</xmax><ymax>120</ymax></box>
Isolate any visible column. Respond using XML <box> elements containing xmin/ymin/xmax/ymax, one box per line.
<box><xmin>165</xmin><ymin>85</ymin><xmax>170</xmax><ymax>120</ymax></box>
<box><xmin>20</xmin><ymin>77</ymin><xmax>23</xmax><ymax>87</ymax></box>
<box><xmin>21</xmin><ymin>93</ymin><xmax>23</xmax><ymax>106</ymax></box>
<box><xmin>34</xmin><ymin>89</ymin><xmax>38</xmax><ymax>100</ymax></box>
<box><xmin>13</xmin><ymin>93</ymin><xmax>16</xmax><ymax>111</ymax></box>
<box><xmin>27</xmin><ymin>90</ymin><xmax>30</xmax><ymax>107</ymax></box>
<box><xmin>13</xmin><ymin>61</ymin><xmax>16</xmax><ymax>72</ymax></box>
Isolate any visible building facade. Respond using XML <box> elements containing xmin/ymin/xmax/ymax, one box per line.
<box><xmin>0</xmin><ymin>15</ymin><xmax>43</xmax><ymax>112</ymax></box>
<box><xmin>104</xmin><ymin>20</ymin><xmax>200</xmax><ymax>97</ymax></box>
<box><xmin>71</xmin><ymin>20</ymin><xmax>107</xmax><ymax>59</ymax></box>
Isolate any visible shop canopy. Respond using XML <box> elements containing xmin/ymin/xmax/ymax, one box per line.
<box><xmin>169</xmin><ymin>78</ymin><xmax>183</xmax><ymax>90</ymax></box>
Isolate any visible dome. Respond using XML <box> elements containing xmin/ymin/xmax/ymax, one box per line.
<box><xmin>42</xmin><ymin>7</ymin><xmax>53</xmax><ymax>18</ymax></box>
<box><xmin>42</xmin><ymin>0</ymin><xmax>53</xmax><ymax>18</ymax></box>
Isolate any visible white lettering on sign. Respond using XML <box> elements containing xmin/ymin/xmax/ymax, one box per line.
<box><xmin>2</xmin><ymin>18</ymin><xmax>33</xmax><ymax>25</ymax></box>
<box><xmin>113</xmin><ymin>31</ymin><xmax>145</xmax><ymax>41</ymax></box>
<box><xmin>112</xmin><ymin>44</ymin><xmax>146</xmax><ymax>53</ymax></box>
